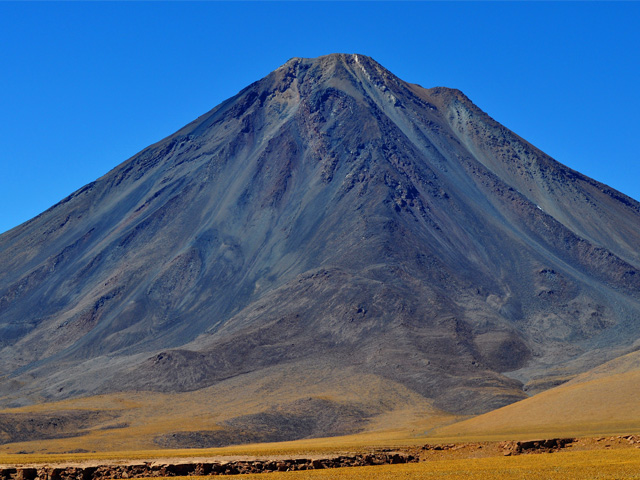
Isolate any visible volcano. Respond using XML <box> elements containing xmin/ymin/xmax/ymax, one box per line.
<box><xmin>1</xmin><ymin>54</ymin><xmax>639</xmax><ymax>445</ymax></box>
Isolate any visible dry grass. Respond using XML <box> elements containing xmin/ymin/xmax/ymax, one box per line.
<box><xmin>430</xmin><ymin>367</ymin><xmax>640</xmax><ymax>442</ymax></box>
<box><xmin>180</xmin><ymin>449</ymin><xmax>640</xmax><ymax>479</ymax></box>
<box><xmin>0</xmin><ymin>429</ymin><xmax>433</xmax><ymax>466</ymax></box>
<box><xmin>53</xmin><ymin>449</ymin><xmax>633</xmax><ymax>480</ymax></box>
<box><xmin>4</xmin><ymin>443</ymin><xmax>640</xmax><ymax>479</ymax></box>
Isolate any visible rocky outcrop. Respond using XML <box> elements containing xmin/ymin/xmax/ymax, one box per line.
<box><xmin>0</xmin><ymin>453</ymin><xmax>416</xmax><ymax>479</ymax></box>
<box><xmin>500</xmin><ymin>438</ymin><xmax>575</xmax><ymax>455</ymax></box>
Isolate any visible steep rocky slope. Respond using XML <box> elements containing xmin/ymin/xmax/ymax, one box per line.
<box><xmin>1</xmin><ymin>54</ymin><xmax>639</xmax><ymax>436</ymax></box>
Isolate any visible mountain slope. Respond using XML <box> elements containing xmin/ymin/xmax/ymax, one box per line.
<box><xmin>430</xmin><ymin>349</ymin><xmax>640</xmax><ymax>440</ymax></box>
<box><xmin>1</xmin><ymin>54</ymin><xmax>639</xmax><ymax>433</ymax></box>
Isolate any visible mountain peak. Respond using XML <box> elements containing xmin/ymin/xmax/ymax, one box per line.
<box><xmin>273</xmin><ymin>53</ymin><xmax>396</xmax><ymax>90</ymax></box>
<box><xmin>1</xmin><ymin>55</ymin><xmax>640</xmax><ymax>440</ymax></box>
<box><xmin>281</xmin><ymin>53</ymin><xmax>377</xmax><ymax>67</ymax></box>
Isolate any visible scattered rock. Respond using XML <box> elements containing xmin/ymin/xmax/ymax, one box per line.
<box><xmin>15</xmin><ymin>469</ymin><xmax>37</xmax><ymax>480</ymax></box>
<box><xmin>499</xmin><ymin>438</ymin><xmax>575</xmax><ymax>455</ymax></box>
<box><xmin>0</xmin><ymin>453</ymin><xmax>417</xmax><ymax>479</ymax></box>
<box><xmin>422</xmin><ymin>443</ymin><xmax>455</xmax><ymax>451</ymax></box>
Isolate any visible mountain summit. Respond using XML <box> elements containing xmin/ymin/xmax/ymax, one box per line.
<box><xmin>1</xmin><ymin>54</ymin><xmax>639</xmax><ymax>442</ymax></box>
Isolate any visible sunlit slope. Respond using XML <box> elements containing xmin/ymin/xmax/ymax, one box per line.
<box><xmin>431</xmin><ymin>351</ymin><xmax>640</xmax><ymax>440</ymax></box>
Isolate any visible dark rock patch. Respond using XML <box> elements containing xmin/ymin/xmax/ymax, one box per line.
<box><xmin>155</xmin><ymin>398</ymin><xmax>370</xmax><ymax>448</ymax></box>
<box><xmin>500</xmin><ymin>437</ymin><xmax>575</xmax><ymax>456</ymax></box>
<box><xmin>0</xmin><ymin>411</ymin><xmax>117</xmax><ymax>445</ymax></box>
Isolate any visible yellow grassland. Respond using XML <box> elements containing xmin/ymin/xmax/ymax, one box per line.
<box><xmin>430</xmin><ymin>356</ymin><xmax>640</xmax><ymax>442</ymax></box>
<box><xmin>0</xmin><ymin>429</ymin><xmax>432</xmax><ymax>466</ymax></box>
<box><xmin>24</xmin><ymin>449</ymin><xmax>635</xmax><ymax>480</ymax></box>
<box><xmin>223</xmin><ymin>449</ymin><xmax>640</xmax><ymax>479</ymax></box>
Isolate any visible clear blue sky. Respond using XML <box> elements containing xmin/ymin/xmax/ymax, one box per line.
<box><xmin>1</xmin><ymin>2</ymin><xmax>639</xmax><ymax>235</ymax></box>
